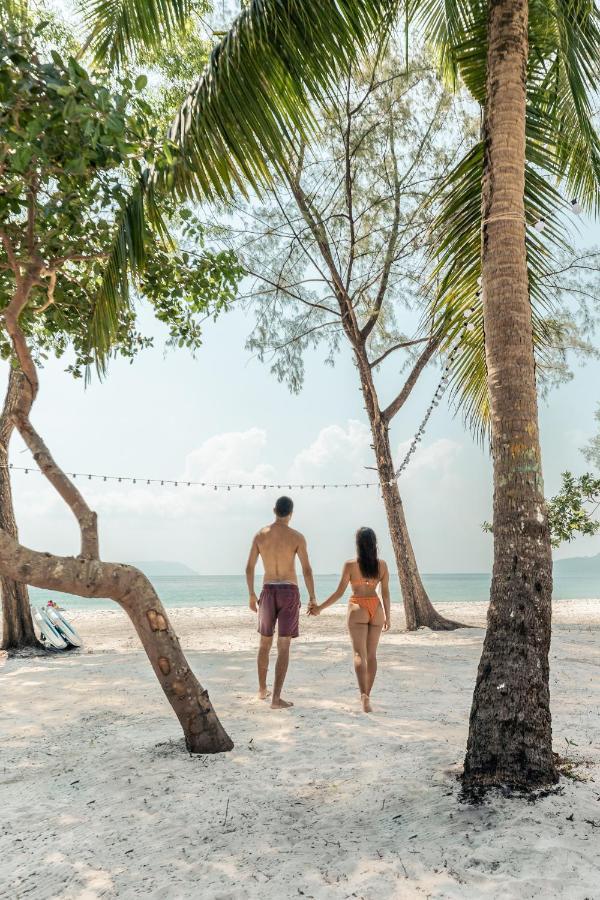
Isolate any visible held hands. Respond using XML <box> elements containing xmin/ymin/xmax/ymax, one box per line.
<box><xmin>249</xmin><ymin>593</ymin><xmax>258</xmax><ymax>613</ymax></box>
<box><xmin>307</xmin><ymin>598</ymin><xmax>320</xmax><ymax>616</ymax></box>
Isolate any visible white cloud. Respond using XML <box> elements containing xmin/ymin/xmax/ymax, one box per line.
<box><xmin>395</xmin><ymin>436</ymin><xmax>461</xmax><ymax>480</ymax></box>
<box><xmin>290</xmin><ymin>420</ymin><xmax>371</xmax><ymax>482</ymax></box>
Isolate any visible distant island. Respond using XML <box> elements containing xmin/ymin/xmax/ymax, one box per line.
<box><xmin>128</xmin><ymin>561</ymin><xmax>199</xmax><ymax>577</ymax></box>
<box><xmin>554</xmin><ymin>553</ymin><xmax>600</xmax><ymax>575</ymax></box>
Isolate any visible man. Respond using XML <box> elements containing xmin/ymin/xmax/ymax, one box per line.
<box><xmin>245</xmin><ymin>496</ymin><xmax>316</xmax><ymax>709</ymax></box>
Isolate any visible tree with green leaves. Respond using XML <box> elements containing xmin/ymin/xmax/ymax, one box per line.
<box><xmin>0</xmin><ymin>7</ymin><xmax>242</xmax><ymax>652</ymax></box>
<box><xmin>225</xmin><ymin>47</ymin><xmax>474</xmax><ymax>630</ymax></box>
<box><xmin>484</xmin><ymin>472</ymin><xmax>600</xmax><ymax>548</ymax></box>
<box><xmin>0</xmin><ymin>24</ymin><xmax>239</xmax><ymax>751</ymax></box>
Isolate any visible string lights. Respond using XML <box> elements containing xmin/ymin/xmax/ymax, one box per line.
<box><xmin>3</xmin><ymin>312</ymin><xmax>478</xmax><ymax>493</ymax></box>
<box><xmin>4</xmin><ymin>462</ymin><xmax>379</xmax><ymax>490</ymax></box>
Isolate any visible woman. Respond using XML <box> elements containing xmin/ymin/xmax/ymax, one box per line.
<box><xmin>310</xmin><ymin>527</ymin><xmax>390</xmax><ymax>712</ymax></box>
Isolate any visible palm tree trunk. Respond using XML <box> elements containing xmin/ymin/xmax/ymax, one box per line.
<box><xmin>356</xmin><ymin>352</ymin><xmax>463</xmax><ymax>631</ymax></box>
<box><xmin>1</xmin><ymin>368</ymin><xmax>36</xmax><ymax>651</ymax></box>
<box><xmin>463</xmin><ymin>0</ymin><xmax>557</xmax><ymax>788</ymax></box>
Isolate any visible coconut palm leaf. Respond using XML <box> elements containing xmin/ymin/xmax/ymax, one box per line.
<box><xmin>90</xmin><ymin>0</ymin><xmax>397</xmax><ymax>367</ymax></box>
<box><xmin>80</xmin><ymin>0</ymin><xmax>194</xmax><ymax>69</ymax></box>
<box><xmin>417</xmin><ymin>0</ymin><xmax>600</xmax><ymax>436</ymax></box>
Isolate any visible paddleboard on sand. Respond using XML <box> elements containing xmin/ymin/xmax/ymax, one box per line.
<box><xmin>32</xmin><ymin>607</ymin><xmax>68</xmax><ymax>650</ymax></box>
<box><xmin>46</xmin><ymin>607</ymin><xmax>82</xmax><ymax>648</ymax></box>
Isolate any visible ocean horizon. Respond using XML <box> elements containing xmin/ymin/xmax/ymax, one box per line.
<box><xmin>28</xmin><ymin>571</ymin><xmax>600</xmax><ymax>611</ymax></box>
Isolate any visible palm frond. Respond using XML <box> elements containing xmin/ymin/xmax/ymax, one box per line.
<box><xmin>0</xmin><ymin>0</ymin><xmax>30</xmax><ymax>27</ymax></box>
<box><xmin>428</xmin><ymin>135</ymin><xmax>572</xmax><ymax>439</ymax></box>
<box><xmin>420</xmin><ymin>0</ymin><xmax>600</xmax><ymax>437</ymax></box>
<box><xmin>91</xmin><ymin>1</ymin><xmax>395</xmax><ymax>367</ymax></box>
<box><xmin>80</xmin><ymin>0</ymin><xmax>194</xmax><ymax>69</ymax></box>
<box><xmin>163</xmin><ymin>0</ymin><xmax>399</xmax><ymax>202</ymax></box>
<box><xmin>87</xmin><ymin>178</ymin><xmax>150</xmax><ymax>373</ymax></box>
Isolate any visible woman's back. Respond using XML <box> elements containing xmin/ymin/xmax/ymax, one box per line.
<box><xmin>347</xmin><ymin>559</ymin><xmax>384</xmax><ymax>597</ymax></box>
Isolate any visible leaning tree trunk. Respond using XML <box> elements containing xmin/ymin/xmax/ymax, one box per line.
<box><xmin>0</xmin><ymin>529</ymin><xmax>234</xmax><ymax>753</ymax></box>
<box><xmin>0</xmin><ymin>368</ymin><xmax>36</xmax><ymax>651</ymax></box>
<box><xmin>463</xmin><ymin>0</ymin><xmax>556</xmax><ymax>789</ymax></box>
<box><xmin>356</xmin><ymin>353</ymin><xmax>463</xmax><ymax>631</ymax></box>
<box><xmin>0</xmin><ymin>264</ymin><xmax>233</xmax><ymax>754</ymax></box>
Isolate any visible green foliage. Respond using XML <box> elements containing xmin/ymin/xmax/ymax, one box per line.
<box><xmin>0</xmin><ymin>23</ymin><xmax>243</xmax><ymax>375</ymax></box>
<box><xmin>81</xmin><ymin>0</ymin><xmax>200</xmax><ymax>70</ymax></box>
<box><xmin>583</xmin><ymin>403</ymin><xmax>600</xmax><ymax>469</ymax></box>
<box><xmin>224</xmin><ymin>46</ymin><xmax>474</xmax><ymax>392</ymax></box>
<box><xmin>155</xmin><ymin>0</ymin><xmax>397</xmax><ymax>202</ymax></box>
<box><xmin>548</xmin><ymin>472</ymin><xmax>600</xmax><ymax>547</ymax></box>
<box><xmin>483</xmin><ymin>471</ymin><xmax>600</xmax><ymax>548</ymax></box>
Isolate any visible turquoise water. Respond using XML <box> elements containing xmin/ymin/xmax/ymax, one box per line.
<box><xmin>28</xmin><ymin>572</ymin><xmax>599</xmax><ymax>611</ymax></box>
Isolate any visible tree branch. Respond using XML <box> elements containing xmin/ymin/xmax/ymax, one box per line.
<box><xmin>360</xmin><ymin>105</ymin><xmax>402</xmax><ymax>342</ymax></box>
<box><xmin>369</xmin><ymin>336</ymin><xmax>432</xmax><ymax>369</ymax></box>
<box><xmin>382</xmin><ymin>336</ymin><xmax>441</xmax><ymax>423</ymax></box>
<box><xmin>2</xmin><ymin>275</ymin><xmax>99</xmax><ymax>558</ymax></box>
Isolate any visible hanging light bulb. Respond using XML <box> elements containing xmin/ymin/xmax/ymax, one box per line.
<box><xmin>571</xmin><ymin>198</ymin><xmax>583</xmax><ymax>215</ymax></box>
<box><xmin>477</xmin><ymin>276</ymin><xmax>482</xmax><ymax>287</ymax></box>
<box><xmin>466</xmin><ymin>322</ymin><xmax>476</xmax><ymax>333</ymax></box>
<box><xmin>534</xmin><ymin>218</ymin><xmax>546</xmax><ymax>232</ymax></box>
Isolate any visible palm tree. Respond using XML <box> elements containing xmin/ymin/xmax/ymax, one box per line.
<box><xmin>68</xmin><ymin>0</ymin><xmax>600</xmax><ymax>784</ymax></box>
<box><xmin>412</xmin><ymin>0</ymin><xmax>600</xmax><ymax>788</ymax></box>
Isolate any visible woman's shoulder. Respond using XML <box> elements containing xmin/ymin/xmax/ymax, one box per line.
<box><xmin>378</xmin><ymin>559</ymin><xmax>388</xmax><ymax>573</ymax></box>
<box><xmin>344</xmin><ymin>558</ymin><xmax>358</xmax><ymax>569</ymax></box>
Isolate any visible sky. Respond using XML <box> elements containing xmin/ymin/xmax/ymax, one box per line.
<box><xmin>6</xmin><ymin>252</ymin><xmax>600</xmax><ymax>576</ymax></box>
<box><xmin>7</xmin><ymin>0</ymin><xmax>600</xmax><ymax>576</ymax></box>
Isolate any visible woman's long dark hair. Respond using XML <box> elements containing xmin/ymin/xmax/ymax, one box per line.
<box><xmin>356</xmin><ymin>527</ymin><xmax>379</xmax><ymax>579</ymax></box>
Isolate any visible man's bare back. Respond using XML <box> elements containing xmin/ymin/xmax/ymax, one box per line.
<box><xmin>255</xmin><ymin>521</ymin><xmax>308</xmax><ymax>584</ymax></box>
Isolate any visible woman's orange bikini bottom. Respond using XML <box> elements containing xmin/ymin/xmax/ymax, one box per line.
<box><xmin>350</xmin><ymin>596</ymin><xmax>381</xmax><ymax>622</ymax></box>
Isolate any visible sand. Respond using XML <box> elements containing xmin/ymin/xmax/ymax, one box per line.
<box><xmin>1</xmin><ymin>600</ymin><xmax>599</xmax><ymax>899</ymax></box>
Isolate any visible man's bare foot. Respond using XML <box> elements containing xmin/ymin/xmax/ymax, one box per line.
<box><xmin>361</xmin><ymin>693</ymin><xmax>372</xmax><ymax>713</ymax></box>
<box><xmin>257</xmin><ymin>688</ymin><xmax>271</xmax><ymax>700</ymax></box>
<box><xmin>270</xmin><ymin>698</ymin><xmax>294</xmax><ymax>709</ymax></box>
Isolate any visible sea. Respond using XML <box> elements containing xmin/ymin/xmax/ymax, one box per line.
<box><xmin>28</xmin><ymin>572</ymin><xmax>600</xmax><ymax>611</ymax></box>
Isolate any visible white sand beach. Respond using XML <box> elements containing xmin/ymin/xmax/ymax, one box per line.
<box><xmin>2</xmin><ymin>600</ymin><xmax>600</xmax><ymax>899</ymax></box>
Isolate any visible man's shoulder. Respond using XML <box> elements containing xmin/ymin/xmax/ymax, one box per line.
<box><xmin>288</xmin><ymin>527</ymin><xmax>306</xmax><ymax>545</ymax></box>
<box><xmin>255</xmin><ymin>525</ymin><xmax>273</xmax><ymax>540</ymax></box>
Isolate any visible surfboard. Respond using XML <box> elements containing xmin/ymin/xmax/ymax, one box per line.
<box><xmin>32</xmin><ymin>607</ymin><xmax>68</xmax><ymax>650</ymax></box>
<box><xmin>46</xmin><ymin>607</ymin><xmax>83</xmax><ymax>648</ymax></box>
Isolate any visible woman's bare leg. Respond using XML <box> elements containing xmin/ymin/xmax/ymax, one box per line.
<box><xmin>347</xmin><ymin>604</ymin><xmax>370</xmax><ymax>711</ymax></box>
<box><xmin>366</xmin><ymin>623</ymin><xmax>383</xmax><ymax>696</ymax></box>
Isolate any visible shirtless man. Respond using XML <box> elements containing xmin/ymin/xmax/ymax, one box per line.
<box><xmin>245</xmin><ymin>496</ymin><xmax>316</xmax><ymax>709</ymax></box>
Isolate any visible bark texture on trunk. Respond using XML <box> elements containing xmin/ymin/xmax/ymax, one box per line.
<box><xmin>0</xmin><ymin>368</ymin><xmax>36</xmax><ymax>651</ymax></box>
<box><xmin>356</xmin><ymin>354</ymin><xmax>463</xmax><ymax>631</ymax></box>
<box><xmin>463</xmin><ymin>0</ymin><xmax>557</xmax><ymax>788</ymax></box>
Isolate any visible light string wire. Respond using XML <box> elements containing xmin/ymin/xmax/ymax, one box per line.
<box><xmin>392</xmin><ymin>306</ymin><xmax>476</xmax><ymax>482</ymax></box>
<box><xmin>1</xmin><ymin>316</ymin><xmax>475</xmax><ymax>493</ymax></box>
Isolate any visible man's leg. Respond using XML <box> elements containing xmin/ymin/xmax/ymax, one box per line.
<box><xmin>271</xmin><ymin>635</ymin><xmax>293</xmax><ymax>709</ymax></box>
<box><xmin>257</xmin><ymin>635</ymin><xmax>273</xmax><ymax>699</ymax></box>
